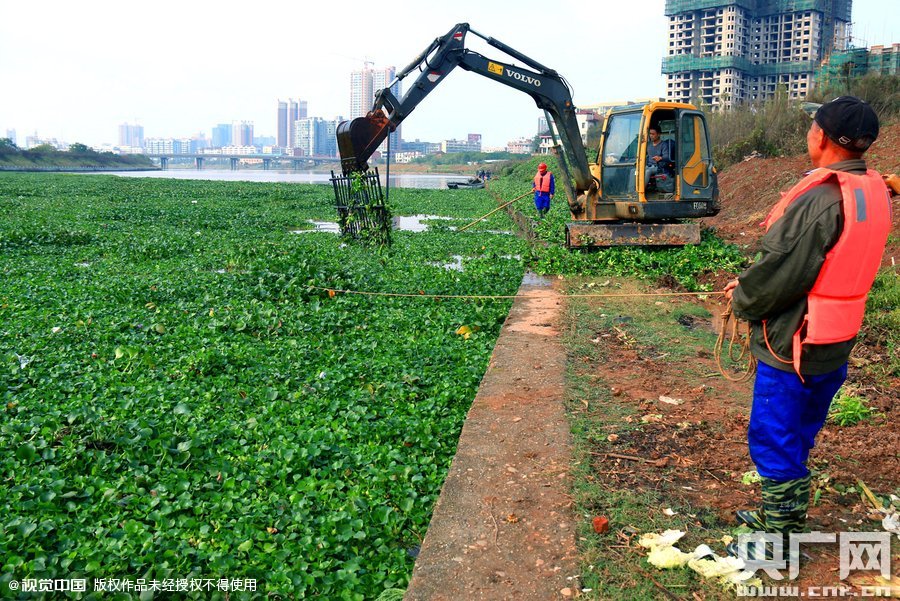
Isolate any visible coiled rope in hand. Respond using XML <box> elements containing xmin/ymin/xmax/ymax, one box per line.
<box><xmin>714</xmin><ymin>299</ymin><xmax>756</xmax><ymax>382</ymax></box>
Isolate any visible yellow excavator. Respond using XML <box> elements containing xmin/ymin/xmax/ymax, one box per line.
<box><xmin>336</xmin><ymin>23</ymin><xmax>720</xmax><ymax>247</ymax></box>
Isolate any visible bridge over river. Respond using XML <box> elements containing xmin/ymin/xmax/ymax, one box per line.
<box><xmin>145</xmin><ymin>153</ymin><xmax>337</xmax><ymax>171</ymax></box>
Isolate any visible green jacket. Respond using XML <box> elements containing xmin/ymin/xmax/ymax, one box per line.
<box><xmin>732</xmin><ymin>159</ymin><xmax>869</xmax><ymax>375</ymax></box>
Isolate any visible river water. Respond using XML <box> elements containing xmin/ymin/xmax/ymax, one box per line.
<box><xmin>104</xmin><ymin>169</ymin><xmax>474</xmax><ymax>190</ymax></box>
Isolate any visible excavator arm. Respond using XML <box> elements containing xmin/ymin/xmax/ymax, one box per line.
<box><xmin>336</xmin><ymin>23</ymin><xmax>597</xmax><ymax>217</ymax></box>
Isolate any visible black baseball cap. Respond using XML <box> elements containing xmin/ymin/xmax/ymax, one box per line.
<box><xmin>813</xmin><ymin>96</ymin><xmax>879</xmax><ymax>152</ymax></box>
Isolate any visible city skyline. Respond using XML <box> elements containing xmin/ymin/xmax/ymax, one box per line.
<box><xmin>1</xmin><ymin>0</ymin><xmax>896</xmax><ymax>150</ymax></box>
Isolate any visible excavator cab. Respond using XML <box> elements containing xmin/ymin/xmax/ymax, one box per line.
<box><xmin>566</xmin><ymin>102</ymin><xmax>719</xmax><ymax>246</ymax></box>
<box><xmin>591</xmin><ymin>102</ymin><xmax>717</xmax><ymax>213</ymax></box>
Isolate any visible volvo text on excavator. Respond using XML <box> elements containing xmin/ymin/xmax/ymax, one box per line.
<box><xmin>336</xmin><ymin>23</ymin><xmax>721</xmax><ymax>247</ymax></box>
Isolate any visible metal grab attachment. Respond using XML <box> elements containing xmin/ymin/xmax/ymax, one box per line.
<box><xmin>329</xmin><ymin>168</ymin><xmax>392</xmax><ymax>246</ymax></box>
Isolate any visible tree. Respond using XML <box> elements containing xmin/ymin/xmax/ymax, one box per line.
<box><xmin>68</xmin><ymin>142</ymin><xmax>94</xmax><ymax>154</ymax></box>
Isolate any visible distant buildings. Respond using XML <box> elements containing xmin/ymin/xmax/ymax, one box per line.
<box><xmin>25</xmin><ymin>134</ymin><xmax>66</xmax><ymax>150</ymax></box>
<box><xmin>232</xmin><ymin>122</ymin><xmax>254</xmax><ymax>147</ymax></box>
<box><xmin>815</xmin><ymin>43</ymin><xmax>900</xmax><ymax>88</ymax></box>
<box><xmin>211</xmin><ymin>124</ymin><xmax>232</xmax><ymax>148</ymax></box>
<box><xmin>662</xmin><ymin>0</ymin><xmax>853</xmax><ymax>108</ymax></box>
<box><xmin>289</xmin><ymin>116</ymin><xmax>342</xmax><ymax>157</ymax></box>
<box><xmin>506</xmin><ymin>138</ymin><xmax>533</xmax><ymax>154</ymax></box>
<box><xmin>5</xmin><ymin>129</ymin><xmax>16</xmax><ymax>145</ymax></box>
<box><xmin>277</xmin><ymin>99</ymin><xmax>307</xmax><ymax>149</ymax></box>
<box><xmin>350</xmin><ymin>64</ymin><xmax>401</xmax><ymax>154</ymax></box>
<box><xmin>254</xmin><ymin>135</ymin><xmax>276</xmax><ymax>148</ymax></box>
<box><xmin>440</xmin><ymin>136</ymin><xmax>482</xmax><ymax>153</ymax></box>
<box><xmin>118</xmin><ymin>123</ymin><xmax>144</xmax><ymax>148</ymax></box>
<box><xmin>294</xmin><ymin>117</ymin><xmax>325</xmax><ymax>157</ymax></box>
<box><xmin>401</xmin><ymin>139</ymin><xmax>440</xmax><ymax>155</ymax></box>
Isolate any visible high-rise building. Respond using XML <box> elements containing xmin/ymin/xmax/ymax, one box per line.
<box><xmin>294</xmin><ymin>117</ymin><xmax>342</xmax><ymax>157</ymax></box>
<box><xmin>212</xmin><ymin>124</ymin><xmax>232</xmax><ymax>148</ymax></box>
<box><xmin>145</xmin><ymin>138</ymin><xmax>192</xmax><ymax>154</ymax></box>
<box><xmin>191</xmin><ymin>133</ymin><xmax>210</xmax><ymax>154</ymax></box>
<box><xmin>349</xmin><ymin>64</ymin><xmax>401</xmax><ymax>155</ymax></box>
<box><xmin>294</xmin><ymin>117</ymin><xmax>321</xmax><ymax>156</ymax></box>
<box><xmin>5</xmin><ymin>129</ymin><xmax>16</xmax><ymax>146</ymax></box>
<box><xmin>440</xmin><ymin>137</ymin><xmax>482</xmax><ymax>153</ymax></box>
<box><xmin>277</xmin><ymin>99</ymin><xmax>309</xmax><ymax>149</ymax></box>
<box><xmin>321</xmin><ymin>118</ymin><xmax>340</xmax><ymax>157</ymax></box>
<box><xmin>277</xmin><ymin>101</ymin><xmax>288</xmax><ymax>148</ymax></box>
<box><xmin>118</xmin><ymin>123</ymin><xmax>144</xmax><ymax>148</ymax></box>
<box><xmin>232</xmin><ymin>121</ymin><xmax>254</xmax><ymax>147</ymax></box>
<box><xmin>662</xmin><ymin>0</ymin><xmax>852</xmax><ymax>109</ymax></box>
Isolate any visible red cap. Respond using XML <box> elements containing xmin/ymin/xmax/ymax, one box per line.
<box><xmin>538</xmin><ymin>163</ymin><xmax>547</xmax><ymax>171</ymax></box>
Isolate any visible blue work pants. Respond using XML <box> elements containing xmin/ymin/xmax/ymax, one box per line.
<box><xmin>748</xmin><ymin>362</ymin><xmax>847</xmax><ymax>482</ymax></box>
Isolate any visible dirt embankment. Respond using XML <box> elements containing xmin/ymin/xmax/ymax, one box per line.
<box><xmin>704</xmin><ymin>121</ymin><xmax>900</xmax><ymax>265</ymax></box>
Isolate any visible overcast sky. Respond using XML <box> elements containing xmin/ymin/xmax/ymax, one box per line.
<box><xmin>1</xmin><ymin>0</ymin><xmax>896</xmax><ymax>149</ymax></box>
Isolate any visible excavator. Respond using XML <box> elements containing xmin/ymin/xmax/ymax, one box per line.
<box><xmin>336</xmin><ymin>23</ymin><xmax>721</xmax><ymax>247</ymax></box>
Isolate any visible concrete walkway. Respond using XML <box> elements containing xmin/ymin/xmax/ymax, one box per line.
<box><xmin>405</xmin><ymin>276</ymin><xmax>579</xmax><ymax>600</ymax></box>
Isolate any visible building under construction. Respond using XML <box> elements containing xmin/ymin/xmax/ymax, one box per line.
<box><xmin>662</xmin><ymin>0</ymin><xmax>852</xmax><ymax>109</ymax></box>
<box><xmin>814</xmin><ymin>43</ymin><xmax>900</xmax><ymax>89</ymax></box>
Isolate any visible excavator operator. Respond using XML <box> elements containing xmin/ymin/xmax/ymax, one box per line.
<box><xmin>645</xmin><ymin>126</ymin><xmax>675</xmax><ymax>192</ymax></box>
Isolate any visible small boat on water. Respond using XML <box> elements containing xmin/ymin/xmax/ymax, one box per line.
<box><xmin>447</xmin><ymin>177</ymin><xmax>485</xmax><ymax>190</ymax></box>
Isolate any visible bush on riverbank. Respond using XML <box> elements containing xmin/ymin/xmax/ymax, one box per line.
<box><xmin>0</xmin><ymin>139</ymin><xmax>156</xmax><ymax>170</ymax></box>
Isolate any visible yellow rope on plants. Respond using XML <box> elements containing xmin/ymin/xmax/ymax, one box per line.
<box><xmin>308</xmin><ymin>284</ymin><xmax>725</xmax><ymax>301</ymax></box>
<box><xmin>714</xmin><ymin>299</ymin><xmax>757</xmax><ymax>382</ymax></box>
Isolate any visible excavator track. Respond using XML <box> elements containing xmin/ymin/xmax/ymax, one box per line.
<box><xmin>566</xmin><ymin>222</ymin><xmax>701</xmax><ymax>247</ymax></box>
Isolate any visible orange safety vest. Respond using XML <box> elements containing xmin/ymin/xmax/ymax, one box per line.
<box><xmin>533</xmin><ymin>171</ymin><xmax>552</xmax><ymax>193</ymax></box>
<box><xmin>761</xmin><ymin>167</ymin><xmax>892</xmax><ymax>375</ymax></box>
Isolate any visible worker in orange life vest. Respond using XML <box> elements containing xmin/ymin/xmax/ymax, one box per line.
<box><xmin>723</xmin><ymin>96</ymin><xmax>892</xmax><ymax>557</ymax></box>
<box><xmin>532</xmin><ymin>162</ymin><xmax>554</xmax><ymax>218</ymax></box>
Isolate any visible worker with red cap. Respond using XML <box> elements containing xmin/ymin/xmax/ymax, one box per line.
<box><xmin>531</xmin><ymin>162</ymin><xmax>555</xmax><ymax>218</ymax></box>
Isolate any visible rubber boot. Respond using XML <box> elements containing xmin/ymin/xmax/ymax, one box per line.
<box><xmin>728</xmin><ymin>475</ymin><xmax>810</xmax><ymax>560</ymax></box>
<box><xmin>734</xmin><ymin>475</ymin><xmax>810</xmax><ymax>533</ymax></box>
<box><xmin>761</xmin><ymin>474</ymin><xmax>810</xmax><ymax>536</ymax></box>
<box><xmin>736</xmin><ymin>507</ymin><xmax>766</xmax><ymax>531</ymax></box>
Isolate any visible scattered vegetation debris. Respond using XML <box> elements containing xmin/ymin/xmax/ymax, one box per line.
<box><xmin>740</xmin><ymin>470</ymin><xmax>762</xmax><ymax>485</ymax></box>
<box><xmin>659</xmin><ymin>395</ymin><xmax>684</xmax><ymax>405</ymax></box>
<box><xmin>638</xmin><ymin>529</ymin><xmax>762</xmax><ymax>591</ymax></box>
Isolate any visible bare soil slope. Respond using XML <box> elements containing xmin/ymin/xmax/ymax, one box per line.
<box><xmin>704</xmin><ymin>121</ymin><xmax>900</xmax><ymax>265</ymax></box>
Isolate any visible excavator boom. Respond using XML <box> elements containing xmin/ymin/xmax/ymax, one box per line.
<box><xmin>336</xmin><ymin>23</ymin><xmax>596</xmax><ymax>218</ymax></box>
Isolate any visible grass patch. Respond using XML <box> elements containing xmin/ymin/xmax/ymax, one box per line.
<box><xmin>828</xmin><ymin>389</ymin><xmax>875</xmax><ymax>427</ymax></box>
<box><xmin>860</xmin><ymin>269</ymin><xmax>900</xmax><ymax>380</ymax></box>
<box><xmin>488</xmin><ymin>156</ymin><xmax>748</xmax><ymax>291</ymax></box>
<box><xmin>562</xmin><ymin>281</ymin><xmax>739</xmax><ymax>600</ymax></box>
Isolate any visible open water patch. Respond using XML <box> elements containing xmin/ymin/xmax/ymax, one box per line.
<box><xmin>290</xmin><ymin>221</ymin><xmax>342</xmax><ymax>234</ymax></box>
<box><xmin>427</xmin><ymin>255</ymin><xmax>465</xmax><ymax>272</ymax></box>
<box><xmin>392</xmin><ymin>215</ymin><xmax>455</xmax><ymax>232</ymax></box>
<box><xmin>289</xmin><ymin>215</ymin><xmax>515</xmax><ymax>235</ymax></box>
<box><xmin>522</xmin><ymin>272</ymin><xmax>553</xmax><ymax>287</ymax></box>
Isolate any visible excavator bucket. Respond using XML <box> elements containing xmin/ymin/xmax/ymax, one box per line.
<box><xmin>336</xmin><ymin>110</ymin><xmax>392</xmax><ymax>175</ymax></box>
